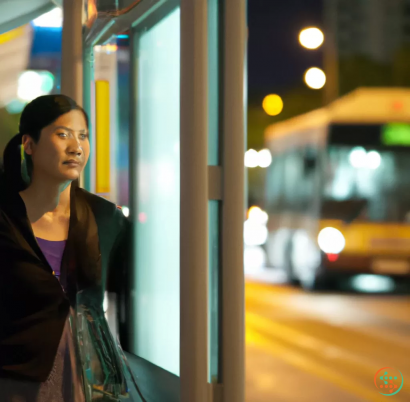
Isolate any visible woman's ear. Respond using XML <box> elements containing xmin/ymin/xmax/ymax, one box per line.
<box><xmin>22</xmin><ymin>134</ymin><xmax>34</xmax><ymax>156</ymax></box>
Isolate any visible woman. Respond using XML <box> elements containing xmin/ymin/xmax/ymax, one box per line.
<box><xmin>0</xmin><ymin>95</ymin><xmax>142</xmax><ymax>402</ymax></box>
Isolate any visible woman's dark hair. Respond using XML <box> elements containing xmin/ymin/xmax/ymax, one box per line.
<box><xmin>1</xmin><ymin>94</ymin><xmax>89</xmax><ymax>192</ymax></box>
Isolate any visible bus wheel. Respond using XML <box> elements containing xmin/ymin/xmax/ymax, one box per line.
<box><xmin>285</xmin><ymin>243</ymin><xmax>300</xmax><ymax>286</ymax></box>
<box><xmin>301</xmin><ymin>272</ymin><xmax>331</xmax><ymax>292</ymax></box>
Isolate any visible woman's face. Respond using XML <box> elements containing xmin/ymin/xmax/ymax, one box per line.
<box><xmin>23</xmin><ymin>110</ymin><xmax>90</xmax><ymax>183</ymax></box>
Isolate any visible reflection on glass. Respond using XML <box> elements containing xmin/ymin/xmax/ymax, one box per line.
<box><xmin>208</xmin><ymin>201</ymin><xmax>220</xmax><ymax>382</ymax></box>
<box><xmin>117</xmin><ymin>43</ymin><xmax>131</xmax><ymax>206</ymax></box>
<box><xmin>208</xmin><ymin>0</ymin><xmax>219</xmax><ymax>165</ymax></box>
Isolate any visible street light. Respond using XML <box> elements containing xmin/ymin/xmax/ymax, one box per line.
<box><xmin>299</xmin><ymin>27</ymin><xmax>324</xmax><ymax>50</ymax></box>
<box><xmin>304</xmin><ymin>67</ymin><xmax>326</xmax><ymax>89</ymax></box>
<box><xmin>258</xmin><ymin>149</ymin><xmax>272</xmax><ymax>168</ymax></box>
<box><xmin>262</xmin><ymin>94</ymin><xmax>283</xmax><ymax>116</ymax></box>
<box><xmin>244</xmin><ymin>149</ymin><xmax>259</xmax><ymax>168</ymax></box>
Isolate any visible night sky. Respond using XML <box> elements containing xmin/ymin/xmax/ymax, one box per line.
<box><xmin>247</xmin><ymin>0</ymin><xmax>323</xmax><ymax>102</ymax></box>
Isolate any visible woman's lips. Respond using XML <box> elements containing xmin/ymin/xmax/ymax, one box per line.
<box><xmin>63</xmin><ymin>160</ymin><xmax>81</xmax><ymax>167</ymax></box>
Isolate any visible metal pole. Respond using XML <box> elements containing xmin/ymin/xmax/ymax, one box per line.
<box><xmin>180</xmin><ymin>0</ymin><xmax>209</xmax><ymax>401</ymax></box>
<box><xmin>61</xmin><ymin>0</ymin><xmax>83</xmax><ymax>104</ymax></box>
<box><xmin>61</xmin><ymin>0</ymin><xmax>84</xmax><ymax>186</ymax></box>
<box><xmin>82</xmin><ymin>46</ymin><xmax>93</xmax><ymax>192</ymax></box>
<box><xmin>222</xmin><ymin>0</ymin><xmax>246</xmax><ymax>401</ymax></box>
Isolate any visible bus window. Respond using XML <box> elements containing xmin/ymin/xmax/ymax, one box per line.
<box><xmin>323</xmin><ymin>145</ymin><xmax>410</xmax><ymax>222</ymax></box>
<box><xmin>265</xmin><ymin>154</ymin><xmax>285</xmax><ymax>213</ymax></box>
<box><xmin>267</xmin><ymin>147</ymin><xmax>321</xmax><ymax>215</ymax></box>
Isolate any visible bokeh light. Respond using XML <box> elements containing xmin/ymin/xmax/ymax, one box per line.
<box><xmin>244</xmin><ymin>220</ymin><xmax>268</xmax><ymax>246</ymax></box>
<box><xmin>258</xmin><ymin>149</ymin><xmax>272</xmax><ymax>168</ymax></box>
<box><xmin>299</xmin><ymin>27</ymin><xmax>324</xmax><ymax>49</ymax></box>
<box><xmin>122</xmin><ymin>206</ymin><xmax>130</xmax><ymax>217</ymax></box>
<box><xmin>244</xmin><ymin>246</ymin><xmax>267</xmax><ymax>269</ymax></box>
<box><xmin>262</xmin><ymin>94</ymin><xmax>283</xmax><ymax>116</ymax></box>
<box><xmin>349</xmin><ymin>147</ymin><xmax>367</xmax><ymax>168</ymax></box>
<box><xmin>248</xmin><ymin>206</ymin><xmax>269</xmax><ymax>225</ymax></box>
<box><xmin>304</xmin><ymin>67</ymin><xmax>326</xmax><ymax>89</ymax></box>
<box><xmin>33</xmin><ymin>7</ymin><xmax>63</xmax><ymax>28</ymax></box>
<box><xmin>318</xmin><ymin>227</ymin><xmax>346</xmax><ymax>254</ymax></box>
<box><xmin>18</xmin><ymin>71</ymin><xmax>44</xmax><ymax>101</ymax></box>
<box><xmin>366</xmin><ymin>151</ymin><xmax>381</xmax><ymax>170</ymax></box>
<box><xmin>245</xmin><ymin>149</ymin><xmax>259</xmax><ymax>168</ymax></box>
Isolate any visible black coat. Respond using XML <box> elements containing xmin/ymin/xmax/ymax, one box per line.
<box><xmin>0</xmin><ymin>179</ymin><xmax>130</xmax><ymax>382</ymax></box>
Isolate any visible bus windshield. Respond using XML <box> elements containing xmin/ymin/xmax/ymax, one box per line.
<box><xmin>323</xmin><ymin>145</ymin><xmax>410</xmax><ymax>223</ymax></box>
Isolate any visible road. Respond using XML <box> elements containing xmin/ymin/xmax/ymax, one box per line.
<box><xmin>245</xmin><ymin>281</ymin><xmax>410</xmax><ymax>402</ymax></box>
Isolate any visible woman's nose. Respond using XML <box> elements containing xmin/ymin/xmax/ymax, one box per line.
<box><xmin>67</xmin><ymin>138</ymin><xmax>83</xmax><ymax>155</ymax></box>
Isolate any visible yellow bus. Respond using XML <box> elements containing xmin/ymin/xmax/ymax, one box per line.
<box><xmin>264</xmin><ymin>88</ymin><xmax>410</xmax><ymax>290</ymax></box>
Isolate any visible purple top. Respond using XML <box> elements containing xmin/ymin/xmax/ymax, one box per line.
<box><xmin>0</xmin><ymin>239</ymin><xmax>85</xmax><ymax>401</ymax></box>
<box><xmin>36</xmin><ymin>238</ymin><xmax>66</xmax><ymax>279</ymax></box>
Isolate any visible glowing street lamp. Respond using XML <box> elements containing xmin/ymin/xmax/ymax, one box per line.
<box><xmin>299</xmin><ymin>27</ymin><xmax>324</xmax><ymax>50</ymax></box>
<box><xmin>304</xmin><ymin>67</ymin><xmax>326</xmax><ymax>89</ymax></box>
<box><xmin>262</xmin><ymin>94</ymin><xmax>283</xmax><ymax>116</ymax></box>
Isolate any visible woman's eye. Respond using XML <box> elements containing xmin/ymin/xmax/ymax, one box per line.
<box><xmin>80</xmin><ymin>134</ymin><xmax>89</xmax><ymax>140</ymax></box>
<box><xmin>57</xmin><ymin>132</ymin><xmax>67</xmax><ymax>138</ymax></box>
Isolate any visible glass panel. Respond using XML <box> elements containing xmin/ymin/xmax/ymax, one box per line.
<box><xmin>208</xmin><ymin>0</ymin><xmax>220</xmax><ymax>165</ymax></box>
<box><xmin>208</xmin><ymin>200</ymin><xmax>221</xmax><ymax>382</ymax></box>
<box><xmin>208</xmin><ymin>0</ymin><xmax>222</xmax><ymax>382</ymax></box>
<box><xmin>132</xmin><ymin>6</ymin><xmax>181</xmax><ymax>376</ymax></box>
<box><xmin>116</xmin><ymin>38</ymin><xmax>131</xmax><ymax>207</ymax></box>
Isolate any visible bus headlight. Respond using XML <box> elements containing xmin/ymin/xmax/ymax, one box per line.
<box><xmin>318</xmin><ymin>227</ymin><xmax>345</xmax><ymax>254</ymax></box>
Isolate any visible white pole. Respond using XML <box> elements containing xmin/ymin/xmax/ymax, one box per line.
<box><xmin>61</xmin><ymin>0</ymin><xmax>84</xmax><ymax>185</ymax></box>
<box><xmin>180</xmin><ymin>0</ymin><xmax>209</xmax><ymax>401</ymax></box>
<box><xmin>61</xmin><ymin>0</ymin><xmax>83</xmax><ymax>105</ymax></box>
<box><xmin>222</xmin><ymin>0</ymin><xmax>246</xmax><ymax>400</ymax></box>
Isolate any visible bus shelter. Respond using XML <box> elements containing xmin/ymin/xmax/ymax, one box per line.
<box><xmin>57</xmin><ymin>1</ymin><xmax>246</xmax><ymax>401</ymax></box>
